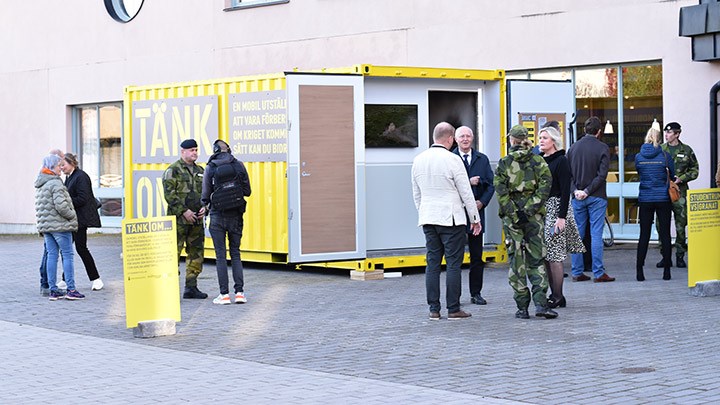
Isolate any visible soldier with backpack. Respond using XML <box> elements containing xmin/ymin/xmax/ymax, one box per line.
<box><xmin>201</xmin><ymin>139</ymin><xmax>252</xmax><ymax>305</ymax></box>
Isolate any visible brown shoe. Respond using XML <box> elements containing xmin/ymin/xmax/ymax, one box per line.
<box><xmin>429</xmin><ymin>311</ymin><xmax>441</xmax><ymax>321</ymax></box>
<box><xmin>448</xmin><ymin>310</ymin><xmax>472</xmax><ymax>320</ymax></box>
<box><xmin>572</xmin><ymin>274</ymin><xmax>591</xmax><ymax>282</ymax></box>
<box><xmin>594</xmin><ymin>273</ymin><xmax>616</xmax><ymax>283</ymax></box>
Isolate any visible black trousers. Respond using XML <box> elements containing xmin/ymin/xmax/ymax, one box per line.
<box><xmin>467</xmin><ymin>232</ymin><xmax>485</xmax><ymax>296</ymax></box>
<box><xmin>73</xmin><ymin>225</ymin><xmax>100</xmax><ymax>281</ymax></box>
<box><xmin>637</xmin><ymin>201</ymin><xmax>672</xmax><ymax>270</ymax></box>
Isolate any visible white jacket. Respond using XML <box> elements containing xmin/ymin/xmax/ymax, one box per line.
<box><xmin>411</xmin><ymin>145</ymin><xmax>480</xmax><ymax>227</ymax></box>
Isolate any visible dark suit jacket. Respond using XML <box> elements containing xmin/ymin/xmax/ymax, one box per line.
<box><xmin>453</xmin><ymin>148</ymin><xmax>495</xmax><ymax>232</ymax></box>
<box><xmin>65</xmin><ymin>168</ymin><xmax>101</xmax><ymax>228</ymax></box>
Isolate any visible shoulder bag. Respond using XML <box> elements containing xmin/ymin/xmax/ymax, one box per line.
<box><xmin>664</xmin><ymin>152</ymin><xmax>680</xmax><ymax>203</ymax></box>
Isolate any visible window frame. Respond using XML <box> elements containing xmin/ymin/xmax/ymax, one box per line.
<box><xmin>71</xmin><ymin>102</ymin><xmax>125</xmax><ymax>227</ymax></box>
<box><xmin>224</xmin><ymin>0</ymin><xmax>289</xmax><ymax>11</ymax></box>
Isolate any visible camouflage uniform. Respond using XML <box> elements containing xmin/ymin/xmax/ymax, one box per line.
<box><xmin>657</xmin><ymin>141</ymin><xmax>698</xmax><ymax>258</ymax></box>
<box><xmin>163</xmin><ymin>159</ymin><xmax>205</xmax><ymax>287</ymax></box>
<box><xmin>494</xmin><ymin>144</ymin><xmax>552</xmax><ymax>310</ymax></box>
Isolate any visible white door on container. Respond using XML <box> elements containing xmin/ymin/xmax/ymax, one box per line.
<box><xmin>285</xmin><ymin>73</ymin><xmax>366</xmax><ymax>263</ymax></box>
<box><xmin>507</xmin><ymin>80</ymin><xmax>575</xmax><ymax>146</ymax></box>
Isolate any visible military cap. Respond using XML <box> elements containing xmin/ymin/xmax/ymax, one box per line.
<box><xmin>180</xmin><ymin>139</ymin><xmax>198</xmax><ymax>149</ymax></box>
<box><xmin>664</xmin><ymin>122</ymin><xmax>681</xmax><ymax>132</ymax></box>
<box><xmin>508</xmin><ymin>125</ymin><xmax>528</xmax><ymax>140</ymax></box>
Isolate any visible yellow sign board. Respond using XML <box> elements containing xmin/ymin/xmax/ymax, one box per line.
<box><xmin>122</xmin><ymin>216</ymin><xmax>181</xmax><ymax>328</ymax></box>
<box><xmin>687</xmin><ymin>189</ymin><xmax>720</xmax><ymax>287</ymax></box>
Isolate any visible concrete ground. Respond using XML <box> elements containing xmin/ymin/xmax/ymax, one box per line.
<box><xmin>1</xmin><ymin>234</ymin><xmax>718</xmax><ymax>404</ymax></box>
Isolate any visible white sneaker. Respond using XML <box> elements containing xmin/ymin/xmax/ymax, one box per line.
<box><xmin>91</xmin><ymin>278</ymin><xmax>104</xmax><ymax>291</ymax></box>
<box><xmin>213</xmin><ymin>294</ymin><xmax>231</xmax><ymax>305</ymax></box>
<box><xmin>57</xmin><ymin>280</ymin><xmax>67</xmax><ymax>290</ymax></box>
<box><xmin>234</xmin><ymin>291</ymin><xmax>247</xmax><ymax>304</ymax></box>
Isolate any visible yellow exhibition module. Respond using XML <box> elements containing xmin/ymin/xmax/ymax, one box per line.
<box><xmin>123</xmin><ymin>64</ymin><xmax>507</xmax><ymax>272</ymax></box>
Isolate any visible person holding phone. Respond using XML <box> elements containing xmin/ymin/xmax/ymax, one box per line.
<box><xmin>537</xmin><ymin>126</ymin><xmax>585</xmax><ymax>308</ymax></box>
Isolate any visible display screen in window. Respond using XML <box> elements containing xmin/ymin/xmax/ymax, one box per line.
<box><xmin>365</xmin><ymin>104</ymin><xmax>419</xmax><ymax>148</ymax></box>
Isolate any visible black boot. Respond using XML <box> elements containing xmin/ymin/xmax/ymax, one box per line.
<box><xmin>656</xmin><ymin>259</ymin><xmax>670</xmax><ymax>268</ymax></box>
<box><xmin>535</xmin><ymin>306</ymin><xmax>558</xmax><ymax>319</ymax></box>
<box><xmin>515</xmin><ymin>308</ymin><xmax>530</xmax><ymax>319</ymax></box>
<box><xmin>676</xmin><ymin>255</ymin><xmax>686</xmax><ymax>268</ymax></box>
<box><xmin>183</xmin><ymin>286</ymin><xmax>208</xmax><ymax>299</ymax></box>
<box><xmin>636</xmin><ymin>266</ymin><xmax>645</xmax><ymax>282</ymax></box>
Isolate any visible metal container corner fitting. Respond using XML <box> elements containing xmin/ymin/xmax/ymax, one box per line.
<box><xmin>123</xmin><ymin>64</ymin><xmax>508</xmax><ymax>271</ymax></box>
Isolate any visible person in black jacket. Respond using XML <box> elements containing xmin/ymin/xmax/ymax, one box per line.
<box><xmin>201</xmin><ymin>140</ymin><xmax>252</xmax><ymax>305</ymax></box>
<box><xmin>452</xmin><ymin>126</ymin><xmax>495</xmax><ymax>305</ymax></box>
<box><xmin>537</xmin><ymin>127</ymin><xmax>585</xmax><ymax>308</ymax></box>
<box><xmin>62</xmin><ymin>153</ymin><xmax>103</xmax><ymax>291</ymax></box>
<box><xmin>566</xmin><ymin>117</ymin><xmax>615</xmax><ymax>283</ymax></box>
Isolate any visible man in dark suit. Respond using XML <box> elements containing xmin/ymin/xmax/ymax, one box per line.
<box><xmin>453</xmin><ymin>126</ymin><xmax>495</xmax><ymax>305</ymax></box>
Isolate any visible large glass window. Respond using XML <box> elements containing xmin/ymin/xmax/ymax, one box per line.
<box><xmin>575</xmin><ymin>67</ymin><xmax>619</xmax><ymax>182</ymax></box>
<box><xmin>622</xmin><ymin>65</ymin><xmax>663</xmax><ymax>182</ymax></box>
<box><xmin>509</xmin><ymin>62</ymin><xmax>662</xmax><ymax>239</ymax></box>
<box><xmin>74</xmin><ymin>103</ymin><xmax>123</xmax><ymax>225</ymax></box>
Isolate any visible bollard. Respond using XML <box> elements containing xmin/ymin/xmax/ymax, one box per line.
<box><xmin>689</xmin><ymin>280</ymin><xmax>720</xmax><ymax>297</ymax></box>
<box><xmin>133</xmin><ymin>319</ymin><xmax>176</xmax><ymax>338</ymax></box>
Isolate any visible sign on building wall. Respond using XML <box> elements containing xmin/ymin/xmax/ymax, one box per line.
<box><xmin>228</xmin><ymin>90</ymin><xmax>287</xmax><ymax>162</ymax></box>
<box><xmin>132</xmin><ymin>96</ymin><xmax>219</xmax><ymax>164</ymax></box>
<box><xmin>687</xmin><ymin>189</ymin><xmax>720</xmax><ymax>287</ymax></box>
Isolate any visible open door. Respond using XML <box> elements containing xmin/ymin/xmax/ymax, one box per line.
<box><xmin>286</xmin><ymin>73</ymin><xmax>366</xmax><ymax>263</ymax></box>
<box><xmin>507</xmin><ymin>80</ymin><xmax>575</xmax><ymax>147</ymax></box>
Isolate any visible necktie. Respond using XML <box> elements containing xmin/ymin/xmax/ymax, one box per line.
<box><xmin>463</xmin><ymin>154</ymin><xmax>470</xmax><ymax>166</ymax></box>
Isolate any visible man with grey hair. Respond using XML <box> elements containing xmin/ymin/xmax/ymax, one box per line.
<box><xmin>453</xmin><ymin>126</ymin><xmax>495</xmax><ymax>306</ymax></box>
<box><xmin>412</xmin><ymin>122</ymin><xmax>481</xmax><ymax>321</ymax></box>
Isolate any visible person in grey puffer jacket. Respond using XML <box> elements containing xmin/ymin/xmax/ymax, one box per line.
<box><xmin>35</xmin><ymin>154</ymin><xmax>84</xmax><ymax>301</ymax></box>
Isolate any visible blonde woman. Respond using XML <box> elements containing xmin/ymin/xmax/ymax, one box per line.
<box><xmin>537</xmin><ymin>126</ymin><xmax>585</xmax><ymax>308</ymax></box>
<box><xmin>635</xmin><ymin>128</ymin><xmax>675</xmax><ymax>281</ymax></box>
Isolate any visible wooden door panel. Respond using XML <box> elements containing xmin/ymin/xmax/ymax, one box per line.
<box><xmin>298</xmin><ymin>85</ymin><xmax>356</xmax><ymax>254</ymax></box>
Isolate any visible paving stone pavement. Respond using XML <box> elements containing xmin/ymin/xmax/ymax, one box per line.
<box><xmin>1</xmin><ymin>234</ymin><xmax>719</xmax><ymax>404</ymax></box>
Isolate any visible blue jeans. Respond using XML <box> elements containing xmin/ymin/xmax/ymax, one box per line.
<box><xmin>39</xmin><ymin>243</ymin><xmax>49</xmax><ymax>289</ymax></box>
<box><xmin>44</xmin><ymin>232</ymin><xmax>75</xmax><ymax>292</ymax></box>
<box><xmin>209</xmin><ymin>214</ymin><xmax>245</xmax><ymax>295</ymax></box>
<box><xmin>571</xmin><ymin>196</ymin><xmax>607</xmax><ymax>278</ymax></box>
<box><xmin>423</xmin><ymin>224</ymin><xmax>465</xmax><ymax>313</ymax></box>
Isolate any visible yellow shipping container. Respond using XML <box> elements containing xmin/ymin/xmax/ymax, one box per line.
<box><xmin>123</xmin><ymin>65</ymin><xmax>507</xmax><ymax>272</ymax></box>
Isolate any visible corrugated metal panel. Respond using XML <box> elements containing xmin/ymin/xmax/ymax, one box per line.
<box><xmin>124</xmin><ymin>74</ymin><xmax>288</xmax><ymax>261</ymax></box>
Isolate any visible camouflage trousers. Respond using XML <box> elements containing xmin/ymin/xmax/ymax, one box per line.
<box><xmin>656</xmin><ymin>192</ymin><xmax>688</xmax><ymax>257</ymax></box>
<box><xmin>503</xmin><ymin>216</ymin><xmax>548</xmax><ymax>310</ymax></box>
<box><xmin>177</xmin><ymin>223</ymin><xmax>205</xmax><ymax>287</ymax></box>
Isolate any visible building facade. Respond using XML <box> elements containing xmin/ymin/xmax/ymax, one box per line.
<box><xmin>1</xmin><ymin>0</ymin><xmax>718</xmax><ymax>240</ymax></box>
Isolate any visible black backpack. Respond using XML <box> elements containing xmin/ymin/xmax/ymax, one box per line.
<box><xmin>209</xmin><ymin>161</ymin><xmax>246</xmax><ymax>212</ymax></box>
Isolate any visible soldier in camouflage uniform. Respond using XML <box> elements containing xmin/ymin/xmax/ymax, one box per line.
<box><xmin>494</xmin><ymin>125</ymin><xmax>556</xmax><ymax>320</ymax></box>
<box><xmin>163</xmin><ymin>138</ymin><xmax>208</xmax><ymax>299</ymax></box>
<box><xmin>656</xmin><ymin>122</ymin><xmax>698</xmax><ymax>268</ymax></box>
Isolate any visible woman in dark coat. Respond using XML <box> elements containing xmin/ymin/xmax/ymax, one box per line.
<box><xmin>635</xmin><ymin>128</ymin><xmax>675</xmax><ymax>281</ymax></box>
<box><xmin>62</xmin><ymin>153</ymin><xmax>104</xmax><ymax>290</ymax></box>
<box><xmin>537</xmin><ymin>126</ymin><xmax>585</xmax><ymax>308</ymax></box>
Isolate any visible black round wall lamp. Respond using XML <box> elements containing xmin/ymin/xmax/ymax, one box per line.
<box><xmin>104</xmin><ymin>0</ymin><xmax>144</xmax><ymax>23</ymax></box>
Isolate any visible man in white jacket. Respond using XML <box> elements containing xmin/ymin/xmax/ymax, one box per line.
<box><xmin>412</xmin><ymin>122</ymin><xmax>481</xmax><ymax>321</ymax></box>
